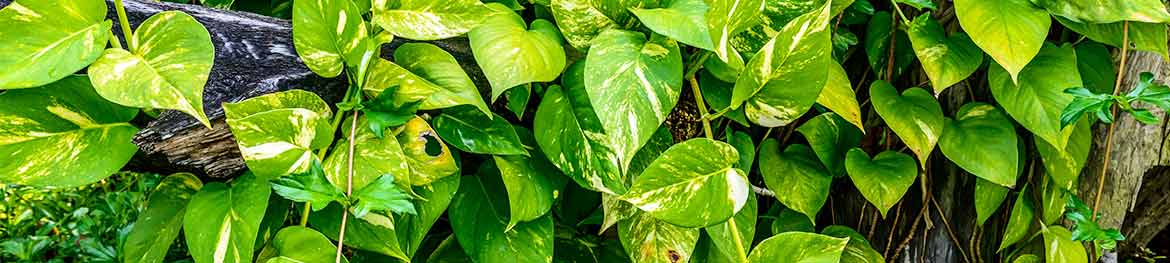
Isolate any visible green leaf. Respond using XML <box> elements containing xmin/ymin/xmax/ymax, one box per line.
<box><xmin>351</xmin><ymin>174</ymin><xmax>416</xmax><ymax>218</ymax></box>
<box><xmin>620</xmin><ymin>138</ymin><xmax>749</xmax><ymax>228</ymax></box>
<box><xmin>817</xmin><ymin>61</ymin><xmax>865</xmax><ymax>131</ymax></box>
<box><xmin>704</xmin><ymin>192</ymin><xmax>757</xmax><ymax>263</ymax></box>
<box><xmin>989</xmin><ymin>43</ymin><xmax>1081</xmax><ymax>149</ymax></box>
<box><xmin>747</xmin><ymin>232</ymin><xmax>848</xmax><ymax>263</ymax></box>
<box><xmin>845</xmin><ymin>149</ymin><xmax>918</xmax><ymax>218</ymax></box>
<box><xmin>906</xmin><ymin>14</ymin><xmax>983</xmax><ymax>92</ymax></box>
<box><xmin>123</xmin><ymin>173</ymin><xmax>203</xmax><ymax>263</ymax></box>
<box><xmin>700</xmin><ymin>70</ymin><xmax>750</xmax><ymax>126</ymax></box>
<box><xmin>1065</xmin><ymin>192</ymin><xmax>1126</xmax><ymax>251</ymax></box>
<box><xmin>506</xmin><ymin>84</ymin><xmax>531</xmax><ymax>119</ymax></box>
<box><xmin>0</xmin><ymin>0</ymin><xmax>110</xmax><ymax>89</ymax></box>
<box><xmin>601</xmin><ymin>127</ymin><xmax>673</xmax><ymax>232</ymax></box>
<box><xmin>999</xmin><ymin>187</ymin><xmax>1036</xmax><ymax>251</ymax></box>
<box><xmin>494</xmin><ymin>127</ymin><xmax>569</xmax><ymax>229</ymax></box>
<box><xmin>426</xmin><ymin>235</ymin><xmax>473</xmax><ymax>263</ymax></box>
<box><xmin>433</xmin><ymin>106</ymin><xmax>527</xmax><ymax>155</ymax></box>
<box><xmin>728</xmin><ymin>0</ymin><xmax>851</xmax><ymax>56</ymax></box>
<box><xmin>1032</xmin><ymin>0</ymin><xmax>1170</xmax><ymax>24</ymax></box>
<box><xmin>1060</xmin><ymin>88</ymin><xmax>1113</xmax><ymax>127</ymax></box>
<box><xmin>1041</xmin><ymin>175</ymin><xmax>1071</xmax><ymax>224</ymax></box>
<box><xmin>726</xmin><ymin>129</ymin><xmax>755</xmax><ymax>170</ymax></box>
<box><xmin>0</xmin><ymin>76</ymin><xmax>139</xmax><ymax>187</ymax></box>
<box><xmin>732</xmin><ymin>2</ymin><xmax>832</xmax><ymax>127</ymax></box>
<box><xmin>224</xmin><ymin>90</ymin><xmax>334</xmax><ymax>179</ymax></box>
<box><xmin>797</xmin><ymin>112</ymin><xmax>864</xmax><ymax>177</ymax></box>
<box><xmin>271</xmin><ymin>160</ymin><xmax>346</xmax><ymax>211</ymax></box>
<box><xmin>450</xmin><ymin>174</ymin><xmax>555</xmax><ymax>263</ymax></box>
<box><xmin>631</xmin><ymin>0</ymin><xmax>714</xmax><ymax>50</ymax></box>
<box><xmin>361</xmin><ymin>58</ymin><xmax>438</xmax><ymax>107</ymax></box>
<box><xmin>361</xmin><ymin>87</ymin><xmax>422</xmax><ymax>138</ymax></box>
<box><xmin>372</xmin><ymin>0</ymin><xmax>495</xmax><ymax>40</ymax></box>
<box><xmin>864</xmin><ymin>11</ymin><xmax>916</xmax><ymax>80</ymax></box>
<box><xmin>323</xmin><ymin>116</ymin><xmax>412</xmax><ymax>189</ymax></box>
<box><xmin>396</xmin><ymin>117</ymin><xmax>460</xmax><ymax>186</ymax></box>
<box><xmin>382</xmin><ymin>43</ymin><xmax>492</xmax><ymax>116</ymax></box>
<box><xmin>265</xmin><ymin>226</ymin><xmax>347</xmax><ymax>263</ymax></box>
<box><xmin>1013</xmin><ymin>254</ymin><xmax>1041</xmax><ymax>263</ymax></box>
<box><xmin>89</xmin><ymin>11</ymin><xmax>214</xmax><ymax>127</ymax></box>
<box><xmin>585</xmin><ymin>29</ymin><xmax>683</xmax><ymax>172</ymax></box>
<box><xmin>759</xmin><ymin>140</ymin><xmax>832</xmax><ymax>223</ymax></box>
<box><xmin>292</xmin><ymin>0</ymin><xmax>372</xmax><ymax>78</ymax></box>
<box><xmin>1036</xmin><ymin>119</ymin><xmax>1092</xmax><ymax>190</ymax></box>
<box><xmin>470</xmin><ymin>5</ymin><xmax>566</xmax><ymax>100</ymax></box>
<box><xmin>618</xmin><ymin>211</ymin><xmax>700</xmax><ymax>263</ymax></box>
<box><xmin>939</xmin><ymin>103</ymin><xmax>1020</xmax><ymax>187</ymax></box>
<box><xmin>535</xmin><ymin>67</ymin><xmax>625</xmax><ymax>194</ymax></box>
<box><xmin>772</xmin><ymin>207</ymin><xmax>815</xmax><ymax>234</ymax></box>
<box><xmin>1059</xmin><ymin>19</ymin><xmax>1169</xmax><ymax>59</ymax></box>
<box><xmin>706</xmin><ymin>0</ymin><xmax>763</xmax><ymax>66</ymax></box>
<box><xmin>1075</xmin><ymin>42</ymin><xmax>1117</xmax><ymax>93</ymax></box>
<box><xmin>975</xmin><ymin>178</ymin><xmax>1009</xmax><ymax>225</ymax></box>
<box><xmin>869</xmin><ymin>81</ymin><xmax>945</xmax><ymax>168</ymax></box>
<box><xmin>895</xmin><ymin>0</ymin><xmax>935</xmax><ymax>10</ymax></box>
<box><xmin>549</xmin><ymin>0</ymin><xmax>617</xmax><ymax>50</ymax></box>
<box><xmin>821</xmin><ymin>225</ymin><xmax>885</xmax><ymax>263</ymax></box>
<box><xmin>184</xmin><ymin>172</ymin><xmax>271</xmax><ymax>263</ymax></box>
<box><xmin>954</xmin><ymin>0</ymin><xmax>1050</xmax><ymax>82</ymax></box>
<box><xmin>1043</xmin><ymin>226</ymin><xmax>1089</xmax><ymax>263</ymax></box>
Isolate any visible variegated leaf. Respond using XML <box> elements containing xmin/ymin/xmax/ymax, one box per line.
<box><xmin>89</xmin><ymin>11</ymin><xmax>214</xmax><ymax>127</ymax></box>
<box><xmin>549</xmin><ymin>0</ymin><xmax>617</xmax><ymax>50</ymax></box>
<box><xmin>371</xmin><ymin>0</ymin><xmax>495</xmax><ymax>40</ymax></box>
<box><xmin>703</xmin><ymin>192</ymin><xmax>756</xmax><ymax>263</ymax></box>
<box><xmin>706</xmin><ymin>0</ymin><xmax>764</xmax><ymax>66</ymax></box>
<box><xmin>470</xmin><ymin>4</ymin><xmax>566</xmax><ymax>100</ymax></box>
<box><xmin>747</xmin><ymin>232</ymin><xmax>848</xmax><ymax>263</ymax></box>
<box><xmin>371</xmin><ymin>43</ymin><xmax>492</xmax><ymax>116</ymax></box>
<box><xmin>620</xmin><ymin>138</ymin><xmax>749</xmax><ymax>228</ymax></box>
<box><xmin>584</xmin><ymin>29</ymin><xmax>683</xmax><ymax>172</ymax></box>
<box><xmin>265</xmin><ymin>226</ymin><xmax>346</xmax><ymax>263</ymax></box>
<box><xmin>395</xmin><ymin>117</ymin><xmax>459</xmax><ymax>186</ymax></box>
<box><xmin>494</xmin><ymin>127</ymin><xmax>568</xmax><ymax>230</ymax></box>
<box><xmin>184</xmin><ymin>172</ymin><xmax>271</xmax><ymax>263</ymax></box>
<box><xmin>906</xmin><ymin>14</ymin><xmax>983</xmax><ymax>92</ymax></box>
<box><xmin>361</xmin><ymin>58</ymin><xmax>439</xmax><ymax>108</ymax></box>
<box><xmin>323</xmin><ymin>116</ymin><xmax>411</xmax><ymax>190</ymax></box>
<box><xmin>0</xmin><ymin>0</ymin><xmax>110</xmax><ymax>89</ymax></box>
<box><xmin>728</xmin><ymin>0</ymin><xmax>852</xmax><ymax>55</ymax></box>
<box><xmin>223</xmin><ymin>90</ymin><xmax>334</xmax><ymax>179</ymax></box>
<box><xmin>1032</xmin><ymin>0</ymin><xmax>1170</xmax><ymax>24</ymax></box>
<box><xmin>618</xmin><ymin>211</ymin><xmax>700</xmax><ymax>263</ymax></box>
<box><xmin>732</xmin><ymin>2</ymin><xmax>832</xmax><ymax>127</ymax></box>
<box><xmin>534</xmin><ymin>63</ymin><xmax>625</xmax><ymax>195</ymax></box>
<box><xmin>631</xmin><ymin>0</ymin><xmax>714</xmax><ymax>50</ymax></box>
<box><xmin>0</xmin><ymin>76</ymin><xmax>138</xmax><ymax>187</ymax></box>
<box><xmin>292</xmin><ymin>0</ymin><xmax>373</xmax><ymax>78</ymax></box>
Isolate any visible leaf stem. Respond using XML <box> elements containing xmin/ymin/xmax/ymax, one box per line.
<box><xmin>108</xmin><ymin>29</ymin><xmax>122</xmax><ymax>49</ymax></box>
<box><xmin>1092</xmin><ymin>21</ymin><xmax>1129</xmax><ymax>221</ymax></box>
<box><xmin>335</xmin><ymin>109</ymin><xmax>360</xmax><ymax>263</ymax></box>
<box><xmin>889</xmin><ymin>0</ymin><xmax>912</xmax><ymax>25</ymax></box>
<box><xmin>299</xmin><ymin>204</ymin><xmax>311</xmax><ymax>226</ymax></box>
<box><xmin>726</xmin><ymin>219</ymin><xmax>750</xmax><ymax>262</ymax></box>
<box><xmin>686</xmin><ymin>52</ymin><xmax>714</xmax><ymax>139</ymax></box>
<box><xmin>113</xmin><ymin>0</ymin><xmax>135</xmax><ymax>50</ymax></box>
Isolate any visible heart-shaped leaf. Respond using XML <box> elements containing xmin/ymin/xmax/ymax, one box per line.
<box><xmin>450</xmin><ymin>172</ymin><xmax>555</xmax><ymax>263</ymax></box>
<box><xmin>954</xmin><ymin>0</ymin><xmax>1050</xmax><ymax>82</ymax></box>
<box><xmin>939</xmin><ymin>103</ymin><xmax>1020</xmax><ymax>187</ymax></box>
<box><xmin>703</xmin><ymin>192</ymin><xmax>756</xmax><ymax>263</ymax></box>
<box><xmin>1059</xmin><ymin>19</ymin><xmax>1169</xmax><ymax>59</ymax></box>
<box><xmin>89</xmin><ymin>11</ymin><xmax>214</xmax><ymax>127</ymax></box>
<box><xmin>549</xmin><ymin>0</ymin><xmax>617</xmax><ymax>50</ymax></box>
<box><xmin>772</xmin><ymin>207</ymin><xmax>815</xmax><ymax>234</ymax></box>
<box><xmin>395</xmin><ymin>117</ymin><xmax>460</xmax><ymax>186</ymax></box>
<box><xmin>0</xmin><ymin>76</ymin><xmax>139</xmax><ymax>187</ymax></box>
<box><xmin>706</xmin><ymin>0</ymin><xmax>762</xmax><ymax>66</ymax></box>
<box><xmin>371</xmin><ymin>0</ymin><xmax>495</xmax><ymax>40</ymax></box>
<box><xmin>631</xmin><ymin>0</ymin><xmax>714</xmax><ymax>50</ymax></box>
<box><xmin>999</xmin><ymin>187</ymin><xmax>1036</xmax><ymax>251</ymax></box>
<box><xmin>265</xmin><ymin>226</ymin><xmax>347</xmax><ymax>263</ymax></box>
<box><xmin>224</xmin><ymin>90</ymin><xmax>334</xmax><ymax>179</ymax></box>
<box><xmin>361</xmin><ymin>58</ymin><xmax>438</xmax><ymax>107</ymax></box>
<box><xmin>1043</xmin><ymin>226</ymin><xmax>1088</xmax><ymax>263</ymax></box>
<box><xmin>384</xmin><ymin>43</ymin><xmax>492</xmax><ymax>117</ymax></box>
<box><xmin>821</xmin><ymin>225</ymin><xmax>885</xmax><ymax>263</ymax></box>
<box><xmin>907</xmin><ymin>14</ymin><xmax>983</xmax><ymax>92</ymax></box>
<box><xmin>433</xmin><ymin>106</ymin><xmax>526</xmax><ymax>155</ymax></box>
<box><xmin>618</xmin><ymin>211</ymin><xmax>700</xmax><ymax>263</ymax></box>
<box><xmin>0</xmin><ymin>0</ymin><xmax>110</xmax><ymax>89</ymax></box>
<box><xmin>585</xmin><ymin>29</ymin><xmax>683</xmax><ymax>172</ymax></box>
<box><xmin>989</xmin><ymin>43</ymin><xmax>1082</xmax><ymax>150</ymax></box>
<box><xmin>292</xmin><ymin>0</ymin><xmax>372</xmax><ymax>78</ymax></box>
<box><xmin>747</xmin><ymin>232</ymin><xmax>848</xmax><ymax>263</ymax></box>
<box><xmin>123</xmin><ymin>173</ymin><xmax>202</xmax><ymax>263</ymax></box>
<box><xmin>732</xmin><ymin>2</ymin><xmax>832</xmax><ymax>127</ymax></box>
<box><xmin>869</xmin><ymin>80</ymin><xmax>945</xmax><ymax>168</ymax></box>
<box><xmin>728</xmin><ymin>0</ymin><xmax>852</xmax><ymax>55</ymax></box>
<box><xmin>797</xmin><ymin>112</ymin><xmax>864</xmax><ymax>177</ymax></box>
<box><xmin>817</xmin><ymin>61</ymin><xmax>865</xmax><ymax>131</ymax></box>
<box><xmin>470</xmin><ymin>4</ymin><xmax>566</xmax><ymax>100</ymax></box>
<box><xmin>975</xmin><ymin>178</ymin><xmax>1010</xmax><ymax>225</ymax></box>
<box><xmin>185</xmin><ymin>172</ymin><xmax>271</xmax><ymax>263</ymax></box>
<box><xmin>1032</xmin><ymin>0</ymin><xmax>1170</xmax><ymax>24</ymax></box>
<box><xmin>845</xmin><ymin>148</ymin><xmax>918</xmax><ymax>218</ymax></box>
<box><xmin>759</xmin><ymin>140</ymin><xmax>832</xmax><ymax>223</ymax></box>
<box><xmin>323</xmin><ymin>116</ymin><xmax>412</xmax><ymax>190</ymax></box>
<box><xmin>494</xmin><ymin>127</ymin><xmax>569</xmax><ymax>230</ymax></box>
<box><xmin>620</xmin><ymin>138</ymin><xmax>749</xmax><ymax>228</ymax></box>
<box><xmin>1036</xmin><ymin>119</ymin><xmax>1091</xmax><ymax>190</ymax></box>
<box><xmin>534</xmin><ymin>64</ymin><xmax>625</xmax><ymax>194</ymax></box>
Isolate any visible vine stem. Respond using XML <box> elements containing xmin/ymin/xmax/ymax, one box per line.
<box><xmin>726</xmin><ymin>219</ymin><xmax>750</xmax><ymax>262</ymax></box>
<box><xmin>685</xmin><ymin>52</ymin><xmax>714</xmax><ymax>139</ymax></box>
<box><xmin>888</xmin><ymin>0</ymin><xmax>911</xmax><ymax>27</ymax></box>
<box><xmin>113</xmin><ymin>0</ymin><xmax>135</xmax><ymax>50</ymax></box>
<box><xmin>1092</xmin><ymin>21</ymin><xmax>1130</xmax><ymax>221</ymax></box>
<box><xmin>335</xmin><ymin>109</ymin><xmax>360</xmax><ymax>263</ymax></box>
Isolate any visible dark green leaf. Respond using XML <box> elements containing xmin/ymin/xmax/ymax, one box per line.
<box><xmin>760</xmin><ymin>140</ymin><xmax>832</xmax><ymax>223</ymax></box>
<box><xmin>351</xmin><ymin>174</ymin><xmax>416</xmax><ymax>218</ymax></box>
<box><xmin>432</xmin><ymin>106</ymin><xmax>527</xmax><ymax>155</ymax></box>
<box><xmin>361</xmin><ymin>87</ymin><xmax>422</xmax><ymax>138</ymax></box>
<box><xmin>939</xmin><ymin>103</ymin><xmax>1020</xmax><ymax>187</ymax></box>
<box><xmin>270</xmin><ymin>160</ymin><xmax>346</xmax><ymax>211</ymax></box>
<box><xmin>123</xmin><ymin>173</ymin><xmax>203</xmax><ymax>263</ymax></box>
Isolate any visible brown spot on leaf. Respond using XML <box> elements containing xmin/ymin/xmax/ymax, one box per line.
<box><xmin>666</xmin><ymin>250</ymin><xmax>681</xmax><ymax>262</ymax></box>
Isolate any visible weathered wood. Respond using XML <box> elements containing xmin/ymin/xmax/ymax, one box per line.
<box><xmin>3</xmin><ymin>0</ymin><xmax>493</xmax><ymax>178</ymax></box>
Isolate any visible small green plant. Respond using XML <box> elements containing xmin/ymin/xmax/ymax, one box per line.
<box><xmin>1061</xmin><ymin>72</ymin><xmax>1170</xmax><ymax>127</ymax></box>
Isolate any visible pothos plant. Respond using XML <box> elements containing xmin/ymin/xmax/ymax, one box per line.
<box><xmin>2</xmin><ymin>0</ymin><xmax>1170</xmax><ymax>262</ymax></box>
